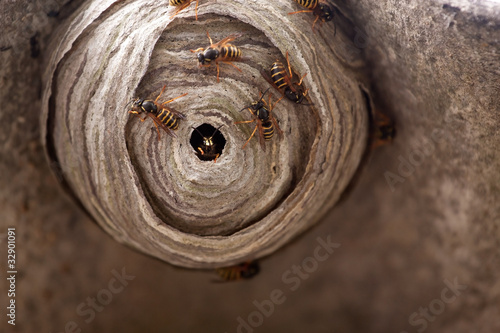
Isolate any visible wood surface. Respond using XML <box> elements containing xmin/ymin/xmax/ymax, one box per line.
<box><xmin>1</xmin><ymin>0</ymin><xmax>499</xmax><ymax>332</ymax></box>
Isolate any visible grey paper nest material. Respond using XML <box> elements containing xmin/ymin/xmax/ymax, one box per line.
<box><xmin>40</xmin><ymin>0</ymin><xmax>368</xmax><ymax>268</ymax></box>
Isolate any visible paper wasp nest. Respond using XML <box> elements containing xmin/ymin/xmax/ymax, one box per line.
<box><xmin>41</xmin><ymin>0</ymin><xmax>368</xmax><ymax>268</ymax></box>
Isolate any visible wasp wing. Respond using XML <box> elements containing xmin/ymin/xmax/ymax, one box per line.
<box><xmin>271</xmin><ymin>115</ymin><xmax>284</xmax><ymax>141</ymax></box>
<box><xmin>146</xmin><ymin>113</ymin><xmax>177</xmax><ymax>138</ymax></box>
<box><xmin>256</xmin><ymin>119</ymin><xmax>267</xmax><ymax>152</ymax></box>
<box><xmin>211</xmin><ymin>33</ymin><xmax>243</xmax><ymax>48</ymax></box>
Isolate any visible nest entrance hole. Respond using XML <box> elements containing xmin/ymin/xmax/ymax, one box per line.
<box><xmin>190</xmin><ymin>123</ymin><xmax>226</xmax><ymax>162</ymax></box>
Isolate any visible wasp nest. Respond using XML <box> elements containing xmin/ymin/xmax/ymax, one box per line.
<box><xmin>41</xmin><ymin>0</ymin><xmax>368</xmax><ymax>268</ymax></box>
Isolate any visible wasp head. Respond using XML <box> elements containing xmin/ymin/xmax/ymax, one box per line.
<box><xmin>240</xmin><ymin>262</ymin><xmax>260</xmax><ymax>279</ymax></box>
<box><xmin>196</xmin><ymin>53</ymin><xmax>206</xmax><ymax>64</ymax></box>
<box><xmin>317</xmin><ymin>3</ymin><xmax>334</xmax><ymax>22</ymax></box>
<box><xmin>284</xmin><ymin>87</ymin><xmax>306</xmax><ymax>104</ymax></box>
<box><xmin>131</xmin><ymin>98</ymin><xmax>144</xmax><ymax>108</ymax></box>
<box><xmin>202</xmin><ymin>137</ymin><xmax>214</xmax><ymax>148</ymax></box>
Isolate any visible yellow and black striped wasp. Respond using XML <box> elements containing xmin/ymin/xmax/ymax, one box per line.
<box><xmin>262</xmin><ymin>51</ymin><xmax>309</xmax><ymax>104</ymax></box>
<box><xmin>191</xmin><ymin>125</ymin><xmax>224</xmax><ymax>163</ymax></box>
<box><xmin>235</xmin><ymin>88</ymin><xmax>283</xmax><ymax>152</ymax></box>
<box><xmin>288</xmin><ymin>0</ymin><xmax>338</xmax><ymax>32</ymax></box>
<box><xmin>128</xmin><ymin>85</ymin><xmax>188</xmax><ymax>140</ymax></box>
<box><xmin>190</xmin><ymin>31</ymin><xmax>243</xmax><ymax>82</ymax></box>
<box><xmin>169</xmin><ymin>0</ymin><xmax>199</xmax><ymax>20</ymax></box>
<box><xmin>215</xmin><ymin>261</ymin><xmax>260</xmax><ymax>282</ymax></box>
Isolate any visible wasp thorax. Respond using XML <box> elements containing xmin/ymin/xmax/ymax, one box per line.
<box><xmin>141</xmin><ymin>100</ymin><xmax>157</xmax><ymax>113</ymax></box>
<box><xmin>204</xmin><ymin>48</ymin><xmax>219</xmax><ymax>61</ymax></box>
<box><xmin>256</xmin><ymin>107</ymin><xmax>270</xmax><ymax>120</ymax></box>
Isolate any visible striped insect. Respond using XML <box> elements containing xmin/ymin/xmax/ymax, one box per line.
<box><xmin>191</xmin><ymin>125</ymin><xmax>224</xmax><ymax>163</ymax></box>
<box><xmin>234</xmin><ymin>88</ymin><xmax>283</xmax><ymax>152</ymax></box>
<box><xmin>169</xmin><ymin>0</ymin><xmax>200</xmax><ymax>20</ymax></box>
<box><xmin>262</xmin><ymin>51</ymin><xmax>309</xmax><ymax>104</ymax></box>
<box><xmin>215</xmin><ymin>261</ymin><xmax>260</xmax><ymax>282</ymax></box>
<box><xmin>190</xmin><ymin>31</ymin><xmax>243</xmax><ymax>82</ymax></box>
<box><xmin>128</xmin><ymin>85</ymin><xmax>188</xmax><ymax>140</ymax></box>
<box><xmin>288</xmin><ymin>0</ymin><xmax>337</xmax><ymax>32</ymax></box>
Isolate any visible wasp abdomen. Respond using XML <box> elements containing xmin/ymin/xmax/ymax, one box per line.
<box><xmin>270</xmin><ymin>61</ymin><xmax>288</xmax><ymax>89</ymax></box>
<box><xmin>220</xmin><ymin>45</ymin><xmax>241</xmax><ymax>60</ymax></box>
<box><xmin>262</xmin><ymin>121</ymin><xmax>274</xmax><ymax>141</ymax></box>
<box><xmin>295</xmin><ymin>0</ymin><xmax>318</xmax><ymax>9</ymax></box>
<box><xmin>157</xmin><ymin>109</ymin><xmax>180</xmax><ymax>130</ymax></box>
<box><xmin>169</xmin><ymin>0</ymin><xmax>185</xmax><ymax>6</ymax></box>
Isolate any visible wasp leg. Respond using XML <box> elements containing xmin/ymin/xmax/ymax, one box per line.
<box><xmin>241</xmin><ymin>124</ymin><xmax>259</xmax><ymax>150</ymax></box>
<box><xmin>271</xmin><ymin>96</ymin><xmax>284</xmax><ymax>110</ymax></box>
<box><xmin>214</xmin><ymin>61</ymin><xmax>242</xmax><ymax>82</ymax></box>
<box><xmin>206</xmin><ymin>30</ymin><xmax>213</xmax><ymax>46</ymax></box>
<box><xmin>148</xmin><ymin>115</ymin><xmax>162</xmax><ymax>141</ymax></box>
<box><xmin>235</xmin><ymin>118</ymin><xmax>258</xmax><ymax>149</ymax></box>
<box><xmin>161</xmin><ymin>92</ymin><xmax>188</xmax><ymax>105</ymax></box>
<box><xmin>285</xmin><ymin>51</ymin><xmax>293</xmax><ymax>81</ymax></box>
<box><xmin>194</xmin><ymin>0</ymin><xmax>199</xmax><ymax>21</ymax></box>
<box><xmin>154</xmin><ymin>85</ymin><xmax>167</xmax><ymax>103</ymax></box>
<box><xmin>169</xmin><ymin>1</ymin><xmax>192</xmax><ymax>19</ymax></box>
<box><xmin>288</xmin><ymin>9</ymin><xmax>313</xmax><ymax>15</ymax></box>
<box><xmin>297</xmin><ymin>72</ymin><xmax>307</xmax><ymax>86</ymax></box>
<box><xmin>129</xmin><ymin>111</ymin><xmax>148</xmax><ymax>122</ymax></box>
<box><xmin>190</xmin><ymin>47</ymin><xmax>205</xmax><ymax>53</ymax></box>
<box><xmin>311</xmin><ymin>15</ymin><xmax>320</xmax><ymax>32</ymax></box>
<box><xmin>222</xmin><ymin>61</ymin><xmax>242</xmax><ymax>72</ymax></box>
<box><xmin>234</xmin><ymin>119</ymin><xmax>256</xmax><ymax>125</ymax></box>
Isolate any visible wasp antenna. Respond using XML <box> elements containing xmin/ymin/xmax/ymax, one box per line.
<box><xmin>210</xmin><ymin>124</ymin><xmax>224</xmax><ymax>139</ymax></box>
<box><xmin>191</xmin><ymin>126</ymin><xmax>205</xmax><ymax>137</ymax></box>
<box><xmin>124</xmin><ymin>99</ymin><xmax>134</xmax><ymax>110</ymax></box>
<box><xmin>259</xmin><ymin>88</ymin><xmax>271</xmax><ymax>103</ymax></box>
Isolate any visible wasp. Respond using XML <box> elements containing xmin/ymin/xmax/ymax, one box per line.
<box><xmin>169</xmin><ymin>0</ymin><xmax>199</xmax><ymax>20</ymax></box>
<box><xmin>370</xmin><ymin>110</ymin><xmax>395</xmax><ymax>149</ymax></box>
<box><xmin>262</xmin><ymin>51</ymin><xmax>309</xmax><ymax>104</ymax></box>
<box><xmin>128</xmin><ymin>85</ymin><xmax>188</xmax><ymax>140</ymax></box>
<box><xmin>215</xmin><ymin>261</ymin><xmax>260</xmax><ymax>282</ymax></box>
<box><xmin>234</xmin><ymin>89</ymin><xmax>283</xmax><ymax>152</ymax></box>
<box><xmin>191</xmin><ymin>125</ymin><xmax>224</xmax><ymax>162</ymax></box>
<box><xmin>190</xmin><ymin>31</ymin><xmax>243</xmax><ymax>82</ymax></box>
<box><xmin>288</xmin><ymin>0</ymin><xmax>337</xmax><ymax>32</ymax></box>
